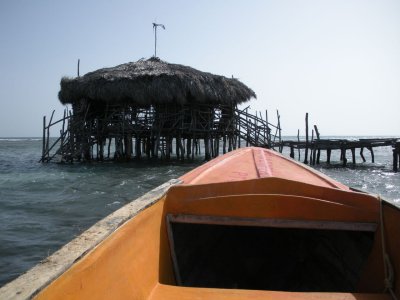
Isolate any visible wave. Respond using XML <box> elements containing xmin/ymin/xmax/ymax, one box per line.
<box><xmin>0</xmin><ymin>138</ymin><xmax>41</xmax><ymax>142</ymax></box>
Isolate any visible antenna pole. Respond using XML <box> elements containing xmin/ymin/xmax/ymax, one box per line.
<box><xmin>152</xmin><ymin>23</ymin><xmax>165</xmax><ymax>58</ymax></box>
<box><xmin>154</xmin><ymin>27</ymin><xmax>157</xmax><ymax>57</ymax></box>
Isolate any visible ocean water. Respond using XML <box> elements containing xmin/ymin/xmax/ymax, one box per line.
<box><xmin>0</xmin><ymin>137</ymin><xmax>399</xmax><ymax>287</ymax></box>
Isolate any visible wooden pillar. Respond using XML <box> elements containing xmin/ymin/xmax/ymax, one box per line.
<box><xmin>99</xmin><ymin>138</ymin><xmax>104</xmax><ymax>161</ymax></box>
<box><xmin>310</xmin><ymin>129</ymin><xmax>315</xmax><ymax>165</ymax></box>
<box><xmin>304</xmin><ymin>113</ymin><xmax>309</xmax><ymax>164</ymax></box>
<box><xmin>135</xmin><ymin>137</ymin><xmax>141</xmax><ymax>159</ymax></box>
<box><xmin>223</xmin><ymin>135</ymin><xmax>227</xmax><ymax>154</ymax></box>
<box><xmin>191</xmin><ymin>136</ymin><xmax>195</xmax><ymax>160</ymax></box>
<box><xmin>368</xmin><ymin>147</ymin><xmax>375</xmax><ymax>163</ymax></box>
<box><xmin>204</xmin><ymin>137</ymin><xmax>211</xmax><ymax>160</ymax></box>
<box><xmin>186</xmin><ymin>138</ymin><xmax>191</xmax><ymax>159</ymax></box>
<box><xmin>176</xmin><ymin>137</ymin><xmax>180</xmax><ymax>159</ymax></box>
<box><xmin>290</xmin><ymin>146</ymin><xmax>294</xmax><ymax>158</ymax></box>
<box><xmin>42</xmin><ymin>116</ymin><xmax>46</xmax><ymax>161</ymax></box>
<box><xmin>351</xmin><ymin>148</ymin><xmax>356</xmax><ymax>164</ymax></box>
<box><xmin>327</xmin><ymin>149</ymin><xmax>331</xmax><ymax>164</ymax></box>
<box><xmin>210</xmin><ymin>137</ymin><xmax>214</xmax><ymax>157</ymax></box>
<box><xmin>341</xmin><ymin>148</ymin><xmax>347</xmax><ymax>167</ymax></box>
<box><xmin>198</xmin><ymin>139</ymin><xmax>201</xmax><ymax>155</ymax></box>
<box><xmin>166</xmin><ymin>136</ymin><xmax>171</xmax><ymax>160</ymax></box>
<box><xmin>393</xmin><ymin>148</ymin><xmax>398</xmax><ymax>172</ymax></box>
<box><xmin>360</xmin><ymin>147</ymin><xmax>366</xmax><ymax>162</ymax></box>
<box><xmin>145</xmin><ymin>137</ymin><xmax>151</xmax><ymax>158</ymax></box>
<box><xmin>398</xmin><ymin>144</ymin><xmax>400</xmax><ymax>171</ymax></box>
<box><xmin>297</xmin><ymin>129</ymin><xmax>301</xmax><ymax>161</ymax></box>
<box><xmin>125</xmin><ymin>134</ymin><xmax>132</xmax><ymax>161</ymax></box>
<box><xmin>179</xmin><ymin>137</ymin><xmax>185</xmax><ymax>160</ymax></box>
<box><xmin>107</xmin><ymin>138</ymin><xmax>112</xmax><ymax>159</ymax></box>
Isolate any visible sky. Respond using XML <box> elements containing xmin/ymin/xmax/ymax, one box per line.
<box><xmin>0</xmin><ymin>0</ymin><xmax>399</xmax><ymax>137</ymax></box>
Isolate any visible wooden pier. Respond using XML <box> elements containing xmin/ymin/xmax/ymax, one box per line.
<box><xmin>280</xmin><ymin>138</ymin><xmax>399</xmax><ymax>169</ymax></box>
<box><xmin>275</xmin><ymin>113</ymin><xmax>400</xmax><ymax>172</ymax></box>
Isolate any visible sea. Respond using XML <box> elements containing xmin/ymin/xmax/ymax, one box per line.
<box><xmin>0</xmin><ymin>137</ymin><xmax>399</xmax><ymax>287</ymax></box>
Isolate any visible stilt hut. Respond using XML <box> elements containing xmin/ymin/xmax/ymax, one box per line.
<box><xmin>48</xmin><ymin>57</ymin><xmax>257</xmax><ymax>162</ymax></box>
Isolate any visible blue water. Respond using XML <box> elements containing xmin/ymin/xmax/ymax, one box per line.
<box><xmin>0</xmin><ymin>137</ymin><xmax>399</xmax><ymax>287</ymax></box>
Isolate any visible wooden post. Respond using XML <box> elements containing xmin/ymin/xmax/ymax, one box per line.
<box><xmin>304</xmin><ymin>113</ymin><xmax>309</xmax><ymax>164</ymax></box>
<box><xmin>246</xmin><ymin>108</ymin><xmax>249</xmax><ymax>147</ymax></box>
<box><xmin>313</xmin><ymin>125</ymin><xmax>320</xmax><ymax>139</ymax></box>
<box><xmin>277</xmin><ymin>110</ymin><xmax>282</xmax><ymax>152</ymax></box>
<box><xmin>360</xmin><ymin>147</ymin><xmax>366</xmax><ymax>162</ymax></box>
<box><xmin>393</xmin><ymin>147</ymin><xmax>398</xmax><ymax>172</ymax></box>
<box><xmin>290</xmin><ymin>146</ymin><xmax>294</xmax><ymax>158</ymax></box>
<box><xmin>311</xmin><ymin>129</ymin><xmax>316</xmax><ymax>165</ymax></box>
<box><xmin>204</xmin><ymin>137</ymin><xmax>210</xmax><ymax>160</ymax></box>
<box><xmin>327</xmin><ymin>149</ymin><xmax>331</xmax><ymax>164</ymax></box>
<box><xmin>42</xmin><ymin>116</ymin><xmax>46</xmax><ymax>162</ymax></box>
<box><xmin>191</xmin><ymin>136</ymin><xmax>195</xmax><ymax>160</ymax></box>
<box><xmin>341</xmin><ymin>148</ymin><xmax>347</xmax><ymax>167</ymax></box>
<box><xmin>135</xmin><ymin>137</ymin><xmax>141</xmax><ymax>159</ymax></box>
<box><xmin>297</xmin><ymin>129</ymin><xmax>300</xmax><ymax>160</ymax></box>
<box><xmin>367</xmin><ymin>147</ymin><xmax>375</xmax><ymax>163</ymax></box>
<box><xmin>107</xmin><ymin>138</ymin><xmax>112</xmax><ymax>159</ymax></box>
<box><xmin>351</xmin><ymin>148</ymin><xmax>356</xmax><ymax>164</ymax></box>
<box><xmin>186</xmin><ymin>138</ymin><xmax>191</xmax><ymax>159</ymax></box>
<box><xmin>125</xmin><ymin>134</ymin><xmax>132</xmax><ymax>161</ymax></box>
<box><xmin>176</xmin><ymin>137</ymin><xmax>180</xmax><ymax>159</ymax></box>
<box><xmin>60</xmin><ymin>110</ymin><xmax>67</xmax><ymax>161</ymax></box>
<box><xmin>313</xmin><ymin>125</ymin><xmax>320</xmax><ymax>164</ymax></box>
<box><xmin>166</xmin><ymin>136</ymin><xmax>171</xmax><ymax>160</ymax></box>
<box><xmin>99</xmin><ymin>138</ymin><xmax>104</xmax><ymax>161</ymax></box>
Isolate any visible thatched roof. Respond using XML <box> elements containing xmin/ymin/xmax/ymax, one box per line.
<box><xmin>58</xmin><ymin>57</ymin><xmax>256</xmax><ymax>106</ymax></box>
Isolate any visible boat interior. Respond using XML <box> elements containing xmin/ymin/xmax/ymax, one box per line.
<box><xmin>36</xmin><ymin>177</ymin><xmax>400</xmax><ymax>300</ymax></box>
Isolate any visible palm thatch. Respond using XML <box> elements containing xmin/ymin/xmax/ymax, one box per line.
<box><xmin>58</xmin><ymin>57</ymin><xmax>256</xmax><ymax>105</ymax></box>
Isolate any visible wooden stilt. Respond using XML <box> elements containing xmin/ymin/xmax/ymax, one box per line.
<box><xmin>304</xmin><ymin>113</ymin><xmax>309</xmax><ymax>164</ymax></box>
<box><xmin>327</xmin><ymin>149</ymin><xmax>331</xmax><ymax>164</ymax></box>
<box><xmin>351</xmin><ymin>148</ymin><xmax>356</xmax><ymax>164</ymax></box>
<box><xmin>360</xmin><ymin>147</ymin><xmax>366</xmax><ymax>162</ymax></box>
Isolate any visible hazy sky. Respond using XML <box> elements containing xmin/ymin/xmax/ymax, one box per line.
<box><xmin>0</xmin><ymin>0</ymin><xmax>399</xmax><ymax>137</ymax></box>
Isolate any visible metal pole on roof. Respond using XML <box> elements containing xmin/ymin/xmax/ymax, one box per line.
<box><xmin>152</xmin><ymin>23</ymin><xmax>165</xmax><ymax>57</ymax></box>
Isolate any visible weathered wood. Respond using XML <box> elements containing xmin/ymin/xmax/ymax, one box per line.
<box><xmin>341</xmin><ymin>148</ymin><xmax>347</xmax><ymax>167</ymax></box>
<box><xmin>42</xmin><ymin>116</ymin><xmax>46</xmax><ymax>161</ymax></box>
<box><xmin>42</xmin><ymin>103</ymin><xmax>280</xmax><ymax>163</ymax></box>
<box><xmin>290</xmin><ymin>146</ymin><xmax>294</xmax><ymax>158</ymax></box>
<box><xmin>327</xmin><ymin>149</ymin><xmax>331</xmax><ymax>164</ymax></box>
<box><xmin>297</xmin><ymin>129</ymin><xmax>300</xmax><ymax>160</ymax></box>
<box><xmin>351</xmin><ymin>148</ymin><xmax>356</xmax><ymax>164</ymax></box>
<box><xmin>367</xmin><ymin>147</ymin><xmax>375</xmax><ymax>163</ymax></box>
<box><xmin>360</xmin><ymin>147</ymin><xmax>366</xmax><ymax>162</ymax></box>
<box><xmin>304</xmin><ymin>113</ymin><xmax>309</xmax><ymax>164</ymax></box>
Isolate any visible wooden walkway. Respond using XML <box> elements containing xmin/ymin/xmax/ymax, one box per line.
<box><xmin>278</xmin><ymin>138</ymin><xmax>400</xmax><ymax>171</ymax></box>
